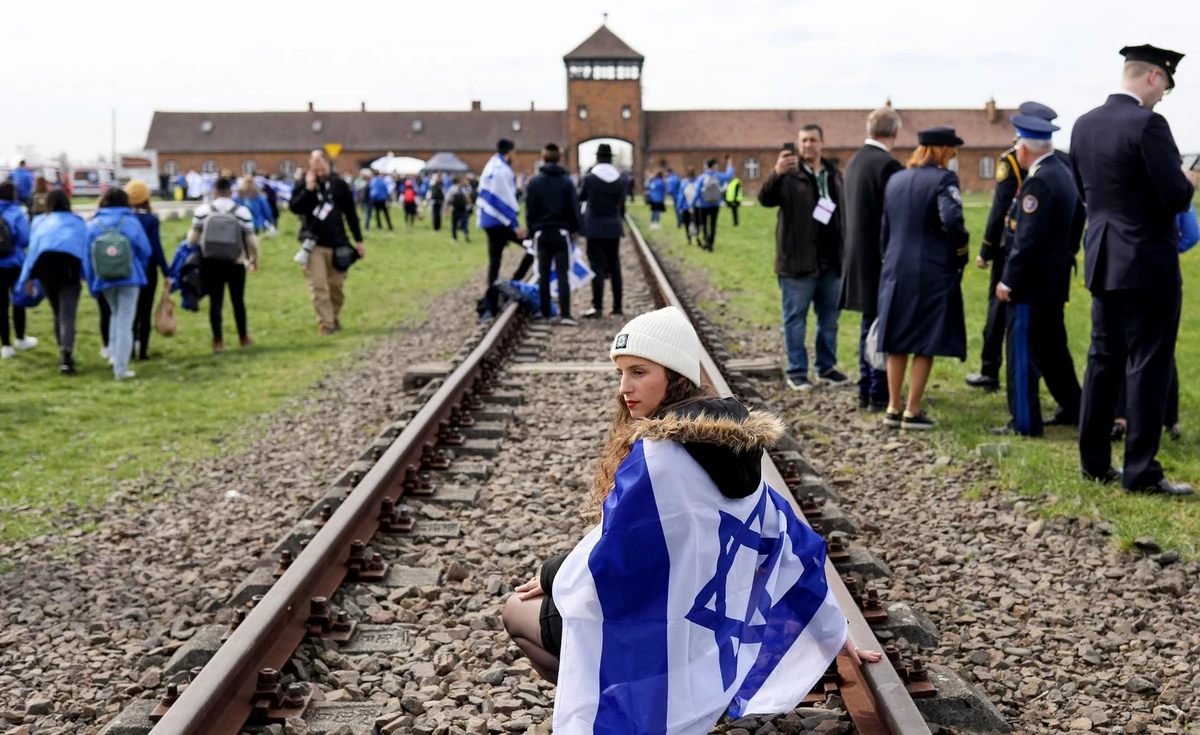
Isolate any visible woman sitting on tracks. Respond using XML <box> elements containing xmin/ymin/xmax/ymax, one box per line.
<box><xmin>502</xmin><ymin>306</ymin><xmax>879</xmax><ymax>733</ymax></box>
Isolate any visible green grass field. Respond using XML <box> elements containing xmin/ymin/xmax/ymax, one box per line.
<box><xmin>633</xmin><ymin>194</ymin><xmax>1200</xmax><ymax>556</ymax></box>
<box><xmin>0</xmin><ymin>207</ymin><xmax>482</xmax><ymax>542</ymax></box>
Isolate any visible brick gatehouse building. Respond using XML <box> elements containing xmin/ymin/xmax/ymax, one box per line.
<box><xmin>145</xmin><ymin>25</ymin><xmax>1015</xmax><ymax>193</ymax></box>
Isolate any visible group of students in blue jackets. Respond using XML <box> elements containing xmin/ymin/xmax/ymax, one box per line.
<box><xmin>0</xmin><ymin>180</ymin><xmax>180</xmax><ymax>379</ymax></box>
<box><xmin>642</xmin><ymin>157</ymin><xmax>738</xmax><ymax>250</ymax></box>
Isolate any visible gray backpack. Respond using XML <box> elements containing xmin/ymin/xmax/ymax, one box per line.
<box><xmin>200</xmin><ymin>206</ymin><xmax>245</xmax><ymax>262</ymax></box>
<box><xmin>700</xmin><ymin>175</ymin><xmax>723</xmax><ymax>205</ymax></box>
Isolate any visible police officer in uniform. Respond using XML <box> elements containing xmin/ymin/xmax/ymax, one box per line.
<box><xmin>1073</xmin><ymin>44</ymin><xmax>1194</xmax><ymax>495</ymax></box>
<box><xmin>967</xmin><ymin>102</ymin><xmax>1075</xmax><ymax>392</ymax></box>
<box><xmin>988</xmin><ymin>116</ymin><xmax>1083</xmax><ymax>437</ymax></box>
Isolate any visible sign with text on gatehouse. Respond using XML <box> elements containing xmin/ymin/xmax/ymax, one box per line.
<box><xmin>324</xmin><ymin>143</ymin><xmax>343</xmax><ymax>159</ymax></box>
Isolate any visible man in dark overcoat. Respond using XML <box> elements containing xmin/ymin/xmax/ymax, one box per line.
<box><xmin>1072</xmin><ymin>44</ymin><xmax>1194</xmax><ymax>495</ymax></box>
<box><xmin>840</xmin><ymin>107</ymin><xmax>904</xmax><ymax>411</ymax></box>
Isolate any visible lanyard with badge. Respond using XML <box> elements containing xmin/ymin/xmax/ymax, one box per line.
<box><xmin>805</xmin><ymin>164</ymin><xmax>836</xmax><ymax>225</ymax></box>
<box><xmin>313</xmin><ymin>178</ymin><xmax>334</xmax><ymax>221</ymax></box>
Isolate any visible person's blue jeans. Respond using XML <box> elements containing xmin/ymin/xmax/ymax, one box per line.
<box><xmin>779</xmin><ymin>263</ymin><xmax>842</xmax><ymax>379</ymax></box>
<box><xmin>363</xmin><ymin>200</ymin><xmax>373</xmax><ymax>229</ymax></box>
<box><xmin>103</xmin><ymin>285</ymin><xmax>139</xmax><ymax>378</ymax></box>
<box><xmin>650</xmin><ymin>208</ymin><xmax>661</xmax><ymax>224</ymax></box>
<box><xmin>674</xmin><ymin>206</ymin><xmax>685</xmax><ymax>228</ymax></box>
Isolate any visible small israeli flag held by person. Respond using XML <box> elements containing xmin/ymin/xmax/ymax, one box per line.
<box><xmin>551</xmin><ymin>439</ymin><xmax>847</xmax><ymax>734</ymax></box>
<box><xmin>523</xmin><ymin>238</ymin><xmax>595</xmax><ymax>299</ymax></box>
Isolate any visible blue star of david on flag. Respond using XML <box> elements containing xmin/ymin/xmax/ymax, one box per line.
<box><xmin>685</xmin><ymin>494</ymin><xmax>784</xmax><ymax>689</ymax></box>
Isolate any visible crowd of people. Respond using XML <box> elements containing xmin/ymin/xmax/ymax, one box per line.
<box><xmin>754</xmin><ymin>44</ymin><xmax>1196</xmax><ymax>496</ymax></box>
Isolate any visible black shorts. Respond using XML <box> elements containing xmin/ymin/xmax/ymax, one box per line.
<box><xmin>650</xmin><ymin>201</ymin><xmax>666</xmax><ymax>213</ymax></box>
<box><xmin>539</xmin><ymin>564</ymin><xmax>563</xmax><ymax>658</ymax></box>
<box><xmin>404</xmin><ymin>202</ymin><xmax>418</xmax><ymax>215</ymax></box>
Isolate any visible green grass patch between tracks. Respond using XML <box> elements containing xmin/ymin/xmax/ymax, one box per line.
<box><xmin>632</xmin><ymin>195</ymin><xmax>1200</xmax><ymax>557</ymax></box>
<box><xmin>0</xmin><ymin>207</ymin><xmax>482</xmax><ymax>542</ymax></box>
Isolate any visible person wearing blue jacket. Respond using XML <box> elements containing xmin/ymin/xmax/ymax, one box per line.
<box><xmin>15</xmin><ymin>189</ymin><xmax>87</xmax><ymax>373</ymax></box>
<box><xmin>126</xmin><ymin>181</ymin><xmax>172</xmax><ymax>361</ymax></box>
<box><xmin>367</xmin><ymin>174</ymin><xmax>393</xmax><ymax>230</ymax></box>
<box><xmin>11</xmin><ymin>161</ymin><xmax>34</xmax><ymax>208</ymax></box>
<box><xmin>689</xmin><ymin>156</ymin><xmax>735</xmax><ymax>250</ymax></box>
<box><xmin>665</xmin><ymin>168</ymin><xmax>682</xmax><ymax>227</ymax></box>
<box><xmin>646</xmin><ymin>170</ymin><xmax>667</xmax><ymax>228</ymax></box>
<box><xmin>0</xmin><ymin>181</ymin><xmax>36</xmax><ymax>359</ymax></box>
<box><xmin>235</xmin><ymin>179</ymin><xmax>276</xmax><ymax>234</ymax></box>
<box><xmin>675</xmin><ymin>168</ymin><xmax>698</xmax><ymax>246</ymax></box>
<box><xmin>87</xmin><ymin>187</ymin><xmax>152</xmax><ymax>380</ymax></box>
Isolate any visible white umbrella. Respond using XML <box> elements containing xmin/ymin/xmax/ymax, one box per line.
<box><xmin>369</xmin><ymin>154</ymin><xmax>426</xmax><ymax>176</ymax></box>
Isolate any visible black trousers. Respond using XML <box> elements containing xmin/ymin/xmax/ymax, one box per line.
<box><xmin>99</xmin><ymin>294</ymin><xmax>111</xmax><ymax>347</ymax></box>
<box><xmin>199</xmin><ymin>259</ymin><xmax>248</xmax><ymax>343</ymax></box>
<box><xmin>1115</xmin><ymin>360</ymin><xmax>1180</xmax><ymax>428</ymax></box>
<box><xmin>698</xmin><ymin>207</ymin><xmax>719</xmax><ymax>249</ymax></box>
<box><xmin>1079</xmin><ymin>286</ymin><xmax>1181</xmax><ymax>489</ymax></box>
<box><xmin>0</xmin><ymin>266</ymin><xmax>26</xmax><ymax>346</ymax></box>
<box><xmin>373</xmin><ymin>200</ymin><xmax>393</xmax><ymax>230</ymax></box>
<box><xmin>431</xmin><ymin>203</ymin><xmax>443</xmax><ymax>231</ymax></box>
<box><xmin>858</xmin><ymin>313</ymin><xmax>887</xmax><ymax>405</ymax></box>
<box><xmin>1005</xmin><ymin>302</ymin><xmax>1081</xmax><ymax>437</ymax></box>
<box><xmin>536</xmin><ymin>229</ymin><xmax>571</xmax><ymax>319</ymax></box>
<box><xmin>484</xmin><ymin>226</ymin><xmax>535</xmax><ymax>315</ymax></box>
<box><xmin>586</xmin><ymin>238</ymin><xmax>622</xmax><ymax>314</ymax></box>
<box><xmin>42</xmin><ymin>280</ymin><xmax>81</xmax><ymax>354</ymax></box>
<box><xmin>979</xmin><ymin>251</ymin><xmax>1007</xmax><ymax>379</ymax></box>
<box><xmin>134</xmin><ymin>269</ymin><xmax>159</xmax><ymax>359</ymax></box>
<box><xmin>451</xmin><ymin>209</ymin><xmax>470</xmax><ymax>241</ymax></box>
<box><xmin>728</xmin><ymin>202</ymin><xmax>740</xmax><ymax>226</ymax></box>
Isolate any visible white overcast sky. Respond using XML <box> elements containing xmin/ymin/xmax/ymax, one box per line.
<box><xmin>2</xmin><ymin>0</ymin><xmax>1197</xmax><ymax>163</ymax></box>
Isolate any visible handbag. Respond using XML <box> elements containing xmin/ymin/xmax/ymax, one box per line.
<box><xmin>155</xmin><ymin>289</ymin><xmax>178</xmax><ymax>336</ymax></box>
<box><xmin>13</xmin><ymin>279</ymin><xmax>44</xmax><ymax>308</ymax></box>
<box><xmin>865</xmin><ymin>318</ymin><xmax>887</xmax><ymax>371</ymax></box>
<box><xmin>332</xmin><ymin>244</ymin><xmax>359</xmax><ymax>272</ymax></box>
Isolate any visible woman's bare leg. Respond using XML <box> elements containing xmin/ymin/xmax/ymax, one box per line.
<box><xmin>887</xmin><ymin>354</ymin><xmax>909</xmax><ymax>414</ymax></box>
<box><xmin>502</xmin><ymin>593</ymin><xmax>559</xmax><ymax>683</ymax></box>
<box><xmin>907</xmin><ymin>356</ymin><xmax>934</xmax><ymax>414</ymax></box>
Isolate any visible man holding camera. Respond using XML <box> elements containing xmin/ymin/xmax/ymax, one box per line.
<box><xmin>759</xmin><ymin>125</ymin><xmax>849</xmax><ymax>391</ymax></box>
<box><xmin>288</xmin><ymin>149</ymin><xmax>365</xmax><ymax>336</ymax></box>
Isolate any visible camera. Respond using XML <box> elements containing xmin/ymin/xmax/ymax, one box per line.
<box><xmin>294</xmin><ymin>229</ymin><xmax>317</xmax><ymax>265</ymax></box>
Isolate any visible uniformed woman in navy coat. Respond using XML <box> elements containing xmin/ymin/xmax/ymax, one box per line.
<box><xmin>875</xmin><ymin>127</ymin><xmax>970</xmax><ymax>430</ymax></box>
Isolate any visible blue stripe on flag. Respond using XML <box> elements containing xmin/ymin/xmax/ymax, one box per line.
<box><xmin>588</xmin><ymin>440</ymin><xmax>670</xmax><ymax>734</ymax></box>
<box><xmin>727</xmin><ymin>487</ymin><xmax>830</xmax><ymax>716</ymax></box>
<box><xmin>478</xmin><ymin>188</ymin><xmax>518</xmax><ymax>224</ymax></box>
<box><xmin>1013</xmin><ymin>304</ymin><xmax>1030</xmax><ymax>434</ymax></box>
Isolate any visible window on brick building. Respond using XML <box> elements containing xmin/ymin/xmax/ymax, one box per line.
<box><xmin>242</xmin><ymin>160</ymin><xmax>257</xmax><ymax>176</ymax></box>
<box><xmin>621</xmin><ymin>106</ymin><xmax>632</xmax><ymax>120</ymax></box>
<box><xmin>744</xmin><ymin>158</ymin><xmax>760</xmax><ymax>180</ymax></box>
<box><xmin>578</xmin><ymin>106</ymin><xmax>588</xmax><ymax>120</ymax></box>
<box><xmin>412</xmin><ymin>119</ymin><xmax>423</xmax><ymax>133</ymax></box>
<box><xmin>979</xmin><ymin>156</ymin><xmax>995</xmax><ymax>180</ymax></box>
<box><xmin>202</xmin><ymin>160</ymin><xmax>218</xmax><ymax>174</ymax></box>
<box><xmin>280</xmin><ymin>160</ymin><xmax>296</xmax><ymax>177</ymax></box>
<box><xmin>164</xmin><ymin>161</ymin><xmax>179</xmax><ymax>176</ymax></box>
<box><xmin>512</xmin><ymin>120</ymin><xmax>522</xmax><ymax>132</ymax></box>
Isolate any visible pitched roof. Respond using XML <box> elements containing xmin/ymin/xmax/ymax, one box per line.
<box><xmin>145</xmin><ymin>110</ymin><xmax>567</xmax><ymax>153</ymax></box>
<box><xmin>563</xmin><ymin>25</ymin><xmax>644</xmax><ymax>62</ymax></box>
<box><xmin>645</xmin><ymin>107</ymin><xmax>1018</xmax><ymax>150</ymax></box>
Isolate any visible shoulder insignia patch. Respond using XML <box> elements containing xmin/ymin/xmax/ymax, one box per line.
<box><xmin>1022</xmin><ymin>194</ymin><xmax>1039</xmax><ymax>214</ymax></box>
<box><xmin>996</xmin><ymin>159</ymin><xmax>1010</xmax><ymax>182</ymax></box>
<box><xmin>948</xmin><ymin>186</ymin><xmax>962</xmax><ymax>204</ymax></box>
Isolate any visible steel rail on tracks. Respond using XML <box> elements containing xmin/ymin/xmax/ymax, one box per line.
<box><xmin>626</xmin><ymin>215</ymin><xmax>932</xmax><ymax>735</ymax></box>
<box><xmin>149</xmin><ymin>301</ymin><xmax>525</xmax><ymax>735</ymax></box>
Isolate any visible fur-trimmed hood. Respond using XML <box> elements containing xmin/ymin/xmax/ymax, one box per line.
<box><xmin>608</xmin><ymin>397</ymin><xmax>786</xmax><ymax>499</ymax></box>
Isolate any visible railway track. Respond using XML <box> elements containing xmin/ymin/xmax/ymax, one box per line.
<box><xmin>101</xmin><ymin>216</ymin><xmax>1005</xmax><ymax>735</ymax></box>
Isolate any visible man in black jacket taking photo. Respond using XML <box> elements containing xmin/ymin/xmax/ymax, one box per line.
<box><xmin>525</xmin><ymin>143</ymin><xmax>581</xmax><ymax>325</ymax></box>
<box><xmin>289</xmin><ymin>149</ymin><xmax>365</xmax><ymax>336</ymax></box>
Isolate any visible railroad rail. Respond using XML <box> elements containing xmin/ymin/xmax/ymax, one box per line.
<box><xmin>138</xmin><ymin>218</ymin><xmax>935</xmax><ymax>734</ymax></box>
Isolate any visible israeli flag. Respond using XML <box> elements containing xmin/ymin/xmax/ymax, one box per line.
<box><xmin>523</xmin><ymin>238</ymin><xmax>595</xmax><ymax>299</ymax></box>
<box><xmin>552</xmin><ymin>440</ymin><xmax>846</xmax><ymax>734</ymax></box>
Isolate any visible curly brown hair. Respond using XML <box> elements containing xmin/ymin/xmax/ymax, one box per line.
<box><xmin>585</xmin><ymin>369</ymin><xmax>714</xmax><ymax>522</ymax></box>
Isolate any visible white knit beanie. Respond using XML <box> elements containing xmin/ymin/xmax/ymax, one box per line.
<box><xmin>609</xmin><ymin>306</ymin><xmax>702</xmax><ymax>386</ymax></box>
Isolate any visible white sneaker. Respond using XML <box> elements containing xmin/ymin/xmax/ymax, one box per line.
<box><xmin>100</xmin><ymin>346</ymin><xmax>110</xmax><ymax>360</ymax></box>
<box><xmin>1</xmin><ymin>346</ymin><xmax>14</xmax><ymax>359</ymax></box>
<box><xmin>14</xmin><ymin>336</ymin><xmax>37</xmax><ymax>350</ymax></box>
<box><xmin>117</xmin><ymin>370</ymin><xmax>136</xmax><ymax>380</ymax></box>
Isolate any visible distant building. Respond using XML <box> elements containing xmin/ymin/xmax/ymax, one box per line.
<box><xmin>145</xmin><ymin>25</ymin><xmax>1016</xmax><ymax>192</ymax></box>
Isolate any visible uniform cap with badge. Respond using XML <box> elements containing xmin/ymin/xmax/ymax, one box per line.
<box><xmin>1010</xmin><ymin>115</ymin><xmax>1061</xmax><ymax>140</ymax></box>
<box><xmin>1120</xmin><ymin>44</ymin><xmax>1185</xmax><ymax>89</ymax></box>
<box><xmin>917</xmin><ymin>127</ymin><xmax>964</xmax><ymax>147</ymax></box>
<box><xmin>1017</xmin><ymin>101</ymin><xmax>1058</xmax><ymax>121</ymax></box>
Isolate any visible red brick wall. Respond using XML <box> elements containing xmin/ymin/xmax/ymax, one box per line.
<box><xmin>156</xmin><ymin>150</ymin><xmax>550</xmax><ymax>179</ymax></box>
<box><xmin>566</xmin><ymin>78</ymin><xmax>643</xmax><ymax>174</ymax></box>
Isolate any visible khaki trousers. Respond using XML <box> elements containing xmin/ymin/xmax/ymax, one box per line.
<box><xmin>304</xmin><ymin>246</ymin><xmax>346</xmax><ymax>330</ymax></box>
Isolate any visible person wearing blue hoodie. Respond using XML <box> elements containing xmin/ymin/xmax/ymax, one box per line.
<box><xmin>15</xmin><ymin>189</ymin><xmax>87</xmax><ymax>373</ymax></box>
<box><xmin>665</xmin><ymin>168</ymin><xmax>682</xmax><ymax>227</ymax></box>
<box><xmin>235</xmin><ymin>178</ymin><xmax>277</xmax><ymax>234</ymax></box>
<box><xmin>646</xmin><ymin>170</ymin><xmax>667</xmax><ymax>228</ymax></box>
<box><xmin>87</xmin><ymin>187</ymin><xmax>152</xmax><ymax>380</ymax></box>
<box><xmin>689</xmin><ymin>156</ymin><xmax>735</xmax><ymax>251</ymax></box>
<box><xmin>11</xmin><ymin>161</ymin><xmax>35</xmax><ymax>209</ymax></box>
<box><xmin>675</xmin><ymin>168</ymin><xmax>698</xmax><ymax>247</ymax></box>
<box><xmin>0</xmin><ymin>181</ymin><xmax>36</xmax><ymax>359</ymax></box>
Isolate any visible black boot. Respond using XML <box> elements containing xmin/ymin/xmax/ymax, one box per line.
<box><xmin>60</xmin><ymin>350</ymin><xmax>76</xmax><ymax>375</ymax></box>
